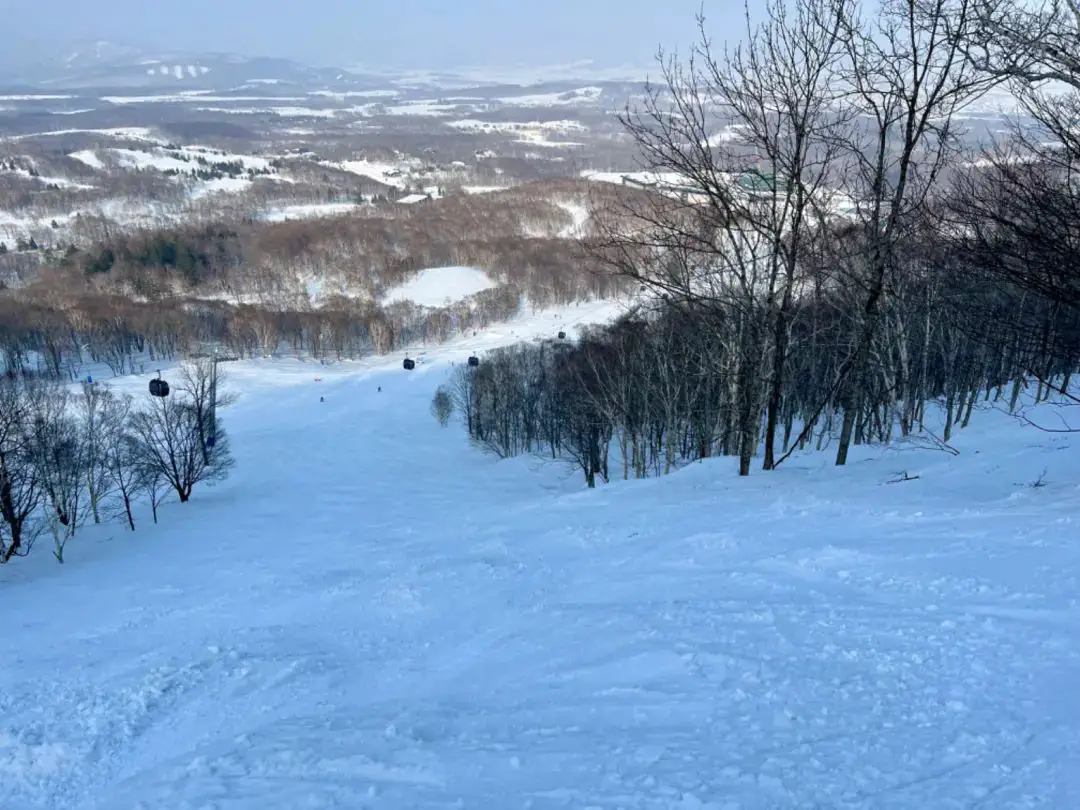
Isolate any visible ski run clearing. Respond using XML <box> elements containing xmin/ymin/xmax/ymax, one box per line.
<box><xmin>2</xmin><ymin>300</ymin><xmax>1080</xmax><ymax>809</ymax></box>
<box><xmin>381</xmin><ymin>266</ymin><xmax>497</xmax><ymax>308</ymax></box>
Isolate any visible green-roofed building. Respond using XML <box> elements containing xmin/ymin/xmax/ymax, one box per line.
<box><xmin>736</xmin><ymin>168</ymin><xmax>786</xmax><ymax>195</ymax></box>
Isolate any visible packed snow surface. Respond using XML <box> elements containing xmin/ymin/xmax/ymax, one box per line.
<box><xmin>2</xmin><ymin>304</ymin><xmax>1080</xmax><ymax>809</ymax></box>
<box><xmin>259</xmin><ymin>202</ymin><xmax>362</xmax><ymax>222</ymax></box>
<box><xmin>335</xmin><ymin>159</ymin><xmax>407</xmax><ymax>188</ymax></box>
<box><xmin>382</xmin><ymin>266</ymin><xmax>497</xmax><ymax>307</ymax></box>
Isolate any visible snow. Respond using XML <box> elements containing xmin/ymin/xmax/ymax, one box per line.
<box><xmin>109</xmin><ymin>148</ymin><xmax>196</xmax><ymax>172</ymax></box>
<box><xmin>2</xmin><ymin>297</ymin><xmax>1080</xmax><ymax>808</ymax></box>
<box><xmin>2</xmin><ymin>127</ymin><xmax>161</xmax><ymax>143</ymax></box>
<box><xmin>178</xmin><ymin>145</ymin><xmax>272</xmax><ymax>171</ymax></box>
<box><xmin>707</xmin><ymin>125</ymin><xmax>750</xmax><ymax>146</ymax></box>
<box><xmin>263</xmin><ymin>106</ymin><xmax>339</xmax><ymax>118</ymax></box>
<box><xmin>71</xmin><ymin>145</ymin><xmax>271</xmax><ymax>180</ymax></box>
<box><xmin>357</xmin><ymin>61</ymin><xmax>650</xmax><ymax>88</ymax></box>
<box><xmin>554</xmin><ymin>199</ymin><xmax>589</xmax><ymax>238</ymax></box>
<box><xmin>382</xmin><ymin>265</ymin><xmax>497</xmax><ymax>307</ymax></box>
<box><xmin>379</xmin><ymin>101</ymin><xmax>464</xmax><ymax>116</ymax></box>
<box><xmin>68</xmin><ymin>150</ymin><xmax>105</xmax><ymax>169</ymax></box>
<box><xmin>581</xmin><ymin>169</ymin><xmax>695</xmax><ymax>188</ymax></box>
<box><xmin>100</xmin><ymin>94</ymin><xmax>305</xmax><ymax>105</ymax></box>
<box><xmin>495</xmin><ymin>86</ymin><xmax>604</xmax><ymax>107</ymax></box>
<box><xmin>195</xmin><ymin>105</ymin><xmax>340</xmax><ymax>118</ymax></box>
<box><xmin>311</xmin><ymin>89</ymin><xmax>400</xmax><ymax>99</ymax></box>
<box><xmin>449</xmin><ymin>118</ymin><xmax>587</xmax><ymax>147</ymax></box>
<box><xmin>335</xmin><ymin>159</ymin><xmax>408</xmax><ymax>188</ymax></box>
<box><xmin>462</xmin><ymin>185</ymin><xmax>510</xmax><ymax>194</ymax></box>
<box><xmin>189</xmin><ymin>177</ymin><xmax>253</xmax><ymax>198</ymax></box>
<box><xmin>0</xmin><ymin>161</ymin><xmax>93</xmax><ymax>190</ymax></box>
<box><xmin>0</xmin><ymin>210</ymin><xmax>35</xmax><ymax>240</ymax></box>
<box><xmin>0</xmin><ymin>94</ymin><xmax>74</xmax><ymax>101</ymax></box>
<box><xmin>0</xmin><ymin>210</ymin><xmax>78</xmax><ymax>241</ymax></box>
<box><xmin>260</xmin><ymin>202</ymin><xmax>363</xmax><ymax>222</ymax></box>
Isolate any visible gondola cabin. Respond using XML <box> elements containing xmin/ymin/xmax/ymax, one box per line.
<box><xmin>149</xmin><ymin>378</ymin><xmax>170</xmax><ymax>397</ymax></box>
<box><xmin>403</xmin><ymin>358</ymin><xmax>416</xmax><ymax>370</ymax></box>
<box><xmin>557</xmin><ymin>331</ymin><xmax>566</xmax><ymax>340</ymax></box>
<box><xmin>467</xmin><ymin>355</ymin><xmax>479</xmax><ymax>367</ymax></box>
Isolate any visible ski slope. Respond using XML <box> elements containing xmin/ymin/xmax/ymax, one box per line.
<box><xmin>2</xmin><ymin>310</ymin><xmax>1080</xmax><ymax>808</ymax></box>
<box><xmin>382</xmin><ymin>266</ymin><xmax>496</xmax><ymax>308</ymax></box>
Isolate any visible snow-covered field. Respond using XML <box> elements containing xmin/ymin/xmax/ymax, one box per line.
<box><xmin>259</xmin><ymin>201</ymin><xmax>363</xmax><ymax>222</ymax></box>
<box><xmin>68</xmin><ymin>145</ymin><xmax>273</xmax><ymax>174</ymax></box>
<box><xmin>1</xmin><ymin>127</ymin><xmax>162</xmax><ymax>143</ymax></box>
<box><xmin>448</xmin><ymin>119</ymin><xmax>587</xmax><ymax>148</ymax></box>
<box><xmin>335</xmin><ymin>159</ymin><xmax>409</xmax><ymax>188</ymax></box>
<box><xmin>554</xmin><ymin>200</ymin><xmax>590</xmax><ymax>238</ymax></box>
<box><xmin>382</xmin><ymin>266</ymin><xmax>497</xmax><ymax>307</ymax></box>
<box><xmin>581</xmin><ymin>169</ymin><xmax>698</xmax><ymax>190</ymax></box>
<box><xmin>496</xmin><ymin>86</ymin><xmax>604</xmax><ymax>107</ymax></box>
<box><xmin>3</xmin><ymin>300</ymin><xmax>1080</xmax><ymax>810</ymax></box>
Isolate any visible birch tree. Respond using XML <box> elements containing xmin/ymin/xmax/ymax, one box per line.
<box><xmin>594</xmin><ymin>0</ymin><xmax>853</xmax><ymax>473</ymax></box>
<box><xmin>26</xmin><ymin>386</ymin><xmax>86</xmax><ymax>563</ymax></box>
<box><xmin>828</xmin><ymin>0</ymin><xmax>1003</xmax><ymax>465</ymax></box>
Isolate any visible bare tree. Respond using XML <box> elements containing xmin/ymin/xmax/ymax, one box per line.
<box><xmin>595</xmin><ymin>0</ymin><xmax>853</xmax><ymax>474</ymax></box>
<box><xmin>967</xmin><ymin>0</ymin><xmax>1080</xmax><ymax>91</ymax></box>
<box><xmin>943</xmin><ymin>0</ymin><xmax>1080</xmax><ymax>401</ymax></box>
<box><xmin>78</xmin><ymin>382</ymin><xmax>115</xmax><ymax>524</ymax></box>
<box><xmin>827</xmin><ymin>0</ymin><xmax>1004</xmax><ymax>465</ymax></box>
<box><xmin>25</xmin><ymin>385</ymin><xmax>86</xmax><ymax>563</ymax></box>
<box><xmin>178</xmin><ymin>355</ymin><xmax>237</xmax><ymax>465</ymax></box>
<box><xmin>431</xmin><ymin>386</ymin><xmax>453</xmax><ymax>426</ymax></box>
<box><xmin>97</xmin><ymin>391</ymin><xmax>142</xmax><ymax>531</ymax></box>
<box><xmin>142</xmin><ymin>467</ymin><xmax>167</xmax><ymax>524</ymax></box>
<box><xmin>0</xmin><ymin>379</ymin><xmax>43</xmax><ymax>563</ymax></box>
<box><xmin>128</xmin><ymin>381</ymin><xmax>234</xmax><ymax>505</ymax></box>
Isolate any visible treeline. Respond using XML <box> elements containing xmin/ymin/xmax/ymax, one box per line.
<box><xmin>0</xmin><ymin>177</ymin><xmax>638</xmax><ymax>376</ymax></box>
<box><xmin>57</xmin><ymin>178</ymin><xmax>628</xmax><ymax>301</ymax></box>
<box><xmin>442</xmin><ymin>230</ymin><xmax>1080</xmax><ymax>486</ymax></box>
<box><xmin>438</xmin><ymin>0</ymin><xmax>1080</xmax><ymax>484</ymax></box>
<box><xmin>0</xmin><ymin>290</ymin><xmax>519</xmax><ymax>380</ymax></box>
<box><xmin>0</xmin><ymin>358</ymin><xmax>233</xmax><ymax>567</ymax></box>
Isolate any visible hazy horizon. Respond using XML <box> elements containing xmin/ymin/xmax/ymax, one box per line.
<box><xmin>2</xmin><ymin>0</ymin><xmax>731</xmax><ymax>74</ymax></box>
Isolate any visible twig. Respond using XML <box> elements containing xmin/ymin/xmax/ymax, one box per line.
<box><xmin>886</xmin><ymin>470</ymin><xmax>920</xmax><ymax>484</ymax></box>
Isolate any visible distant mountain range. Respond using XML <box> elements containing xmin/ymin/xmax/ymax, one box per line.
<box><xmin>0</xmin><ymin>39</ymin><xmax>653</xmax><ymax>94</ymax></box>
<box><xmin>1</xmin><ymin>40</ymin><xmax>361</xmax><ymax>91</ymax></box>
<box><xmin>0</xmin><ymin>38</ymin><xmax>1030</xmax><ymax>123</ymax></box>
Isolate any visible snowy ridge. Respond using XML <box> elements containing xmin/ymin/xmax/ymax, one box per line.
<box><xmin>1</xmin><ymin>299</ymin><xmax>1079</xmax><ymax>808</ymax></box>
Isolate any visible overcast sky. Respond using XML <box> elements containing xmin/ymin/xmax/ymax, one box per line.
<box><xmin>3</xmin><ymin>0</ymin><xmax>731</xmax><ymax>72</ymax></box>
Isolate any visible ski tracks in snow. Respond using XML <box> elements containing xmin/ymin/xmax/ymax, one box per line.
<box><xmin>2</xmin><ymin>370</ymin><xmax>1080</xmax><ymax>808</ymax></box>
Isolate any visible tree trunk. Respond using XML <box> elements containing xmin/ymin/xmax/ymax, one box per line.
<box><xmin>763</xmin><ymin>271</ymin><xmax>799</xmax><ymax>470</ymax></box>
<box><xmin>123</xmin><ymin>493</ymin><xmax>135</xmax><ymax>531</ymax></box>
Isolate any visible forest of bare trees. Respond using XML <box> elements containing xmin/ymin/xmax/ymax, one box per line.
<box><xmin>0</xmin><ymin>178</ymin><xmax>634</xmax><ymax>383</ymax></box>
<box><xmin>0</xmin><ymin>357</ymin><xmax>233</xmax><ymax>565</ymax></box>
<box><xmin>445</xmin><ymin>0</ymin><xmax>1080</xmax><ymax>486</ymax></box>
